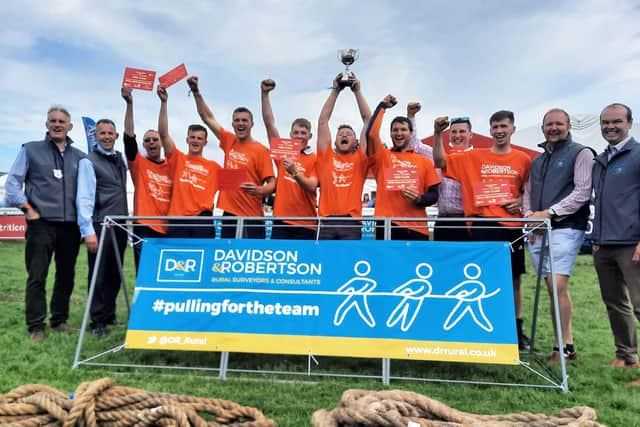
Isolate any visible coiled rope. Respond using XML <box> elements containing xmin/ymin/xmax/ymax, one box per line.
<box><xmin>0</xmin><ymin>377</ymin><xmax>276</xmax><ymax>426</ymax></box>
<box><xmin>312</xmin><ymin>389</ymin><xmax>604</xmax><ymax>427</ymax></box>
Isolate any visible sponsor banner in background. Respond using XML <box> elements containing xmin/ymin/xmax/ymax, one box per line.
<box><xmin>82</xmin><ymin>117</ymin><xmax>97</xmax><ymax>153</ymax></box>
<box><xmin>0</xmin><ymin>216</ymin><xmax>26</xmax><ymax>240</ymax></box>
<box><xmin>126</xmin><ymin>239</ymin><xmax>519</xmax><ymax>364</ymax></box>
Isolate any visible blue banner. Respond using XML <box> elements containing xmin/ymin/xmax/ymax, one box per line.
<box><xmin>82</xmin><ymin>116</ymin><xmax>96</xmax><ymax>152</ymax></box>
<box><xmin>125</xmin><ymin>239</ymin><xmax>519</xmax><ymax>364</ymax></box>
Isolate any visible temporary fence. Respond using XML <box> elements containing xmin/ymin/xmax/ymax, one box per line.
<box><xmin>72</xmin><ymin>215</ymin><xmax>568</xmax><ymax>392</ymax></box>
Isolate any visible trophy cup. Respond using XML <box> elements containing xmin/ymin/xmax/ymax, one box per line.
<box><xmin>338</xmin><ymin>48</ymin><xmax>359</xmax><ymax>87</ymax></box>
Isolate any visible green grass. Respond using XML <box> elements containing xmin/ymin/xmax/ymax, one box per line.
<box><xmin>0</xmin><ymin>240</ymin><xmax>638</xmax><ymax>426</ymax></box>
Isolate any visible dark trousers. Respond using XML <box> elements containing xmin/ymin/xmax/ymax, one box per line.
<box><xmin>433</xmin><ymin>218</ymin><xmax>471</xmax><ymax>241</ymax></box>
<box><xmin>470</xmin><ymin>220</ymin><xmax>526</xmax><ymax>276</ymax></box>
<box><xmin>87</xmin><ymin>222</ymin><xmax>128</xmax><ymax>328</ymax></box>
<box><xmin>318</xmin><ymin>217</ymin><xmax>362</xmax><ymax>240</ymax></box>
<box><xmin>220</xmin><ymin>212</ymin><xmax>265</xmax><ymax>239</ymax></box>
<box><xmin>593</xmin><ymin>245</ymin><xmax>640</xmax><ymax>363</ymax></box>
<box><xmin>168</xmin><ymin>211</ymin><xmax>215</xmax><ymax>239</ymax></box>
<box><xmin>132</xmin><ymin>224</ymin><xmax>165</xmax><ymax>272</ymax></box>
<box><xmin>24</xmin><ymin>219</ymin><xmax>81</xmax><ymax>332</ymax></box>
<box><xmin>375</xmin><ymin>221</ymin><xmax>430</xmax><ymax>241</ymax></box>
<box><xmin>270</xmin><ymin>220</ymin><xmax>316</xmax><ymax>240</ymax></box>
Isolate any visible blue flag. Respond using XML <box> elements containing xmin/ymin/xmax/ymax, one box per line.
<box><xmin>82</xmin><ymin>116</ymin><xmax>96</xmax><ymax>152</ymax></box>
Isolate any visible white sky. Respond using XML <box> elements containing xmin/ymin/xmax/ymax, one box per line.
<box><xmin>1</xmin><ymin>0</ymin><xmax>639</xmax><ymax>171</ymax></box>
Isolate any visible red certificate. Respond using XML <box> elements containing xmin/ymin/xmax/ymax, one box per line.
<box><xmin>122</xmin><ymin>67</ymin><xmax>156</xmax><ymax>91</ymax></box>
<box><xmin>158</xmin><ymin>63</ymin><xmax>188</xmax><ymax>88</ymax></box>
<box><xmin>269</xmin><ymin>138</ymin><xmax>302</xmax><ymax>161</ymax></box>
<box><xmin>472</xmin><ymin>179</ymin><xmax>514</xmax><ymax>207</ymax></box>
<box><xmin>385</xmin><ymin>167</ymin><xmax>418</xmax><ymax>191</ymax></box>
<box><xmin>218</xmin><ymin>168</ymin><xmax>248</xmax><ymax>191</ymax></box>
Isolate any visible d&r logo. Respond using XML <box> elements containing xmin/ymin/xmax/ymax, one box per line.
<box><xmin>157</xmin><ymin>249</ymin><xmax>204</xmax><ymax>283</ymax></box>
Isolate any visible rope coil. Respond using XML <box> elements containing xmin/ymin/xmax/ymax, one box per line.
<box><xmin>0</xmin><ymin>378</ymin><xmax>276</xmax><ymax>427</ymax></box>
<box><xmin>312</xmin><ymin>389</ymin><xmax>605</xmax><ymax>427</ymax></box>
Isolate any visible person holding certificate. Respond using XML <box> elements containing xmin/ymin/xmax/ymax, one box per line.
<box><xmin>366</xmin><ymin>95</ymin><xmax>440</xmax><ymax>240</ymax></box>
<box><xmin>432</xmin><ymin>111</ymin><xmax>531</xmax><ymax>350</ymax></box>
<box><xmin>260</xmin><ymin>79</ymin><xmax>318</xmax><ymax>239</ymax></box>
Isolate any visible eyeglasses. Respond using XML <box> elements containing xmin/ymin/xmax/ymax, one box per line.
<box><xmin>143</xmin><ymin>137</ymin><xmax>160</xmax><ymax>142</ymax></box>
<box><xmin>450</xmin><ymin>116</ymin><xmax>470</xmax><ymax>124</ymax></box>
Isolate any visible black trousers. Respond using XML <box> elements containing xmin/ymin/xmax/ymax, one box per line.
<box><xmin>168</xmin><ymin>211</ymin><xmax>215</xmax><ymax>239</ymax></box>
<box><xmin>132</xmin><ymin>224</ymin><xmax>165</xmax><ymax>272</ymax></box>
<box><xmin>220</xmin><ymin>212</ymin><xmax>266</xmax><ymax>239</ymax></box>
<box><xmin>25</xmin><ymin>219</ymin><xmax>81</xmax><ymax>332</ymax></box>
<box><xmin>375</xmin><ymin>221</ymin><xmax>430</xmax><ymax>241</ymax></box>
<box><xmin>270</xmin><ymin>220</ymin><xmax>316</xmax><ymax>240</ymax></box>
<box><xmin>433</xmin><ymin>218</ymin><xmax>471</xmax><ymax>241</ymax></box>
<box><xmin>87</xmin><ymin>222</ymin><xmax>128</xmax><ymax>328</ymax></box>
<box><xmin>318</xmin><ymin>217</ymin><xmax>362</xmax><ymax>240</ymax></box>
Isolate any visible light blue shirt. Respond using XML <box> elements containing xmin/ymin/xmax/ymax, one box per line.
<box><xmin>5</xmin><ymin>147</ymin><xmax>29</xmax><ymax>207</ymax></box>
<box><xmin>76</xmin><ymin>143</ymin><xmax>127</xmax><ymax>238</ymax></box>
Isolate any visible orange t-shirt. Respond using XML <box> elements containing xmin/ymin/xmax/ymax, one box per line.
<box><xmin>128</xmin><ymin>153</ymin><xmax>172</xmax><ymax>233</ymax></box>
<box><xmin>166</xmin><ymin>148</ymin><xmax>220</xmax><ymax>216</ymax></box>
<box><xmin>444</xmin><ymin>148</ymin><xmax>531</xmax><ymax>222</ymax></box>
<box><xmin>218</xmin><ymin>128</ymin><xmax>275</xmax><ymax>217</ymax></box>
<box><xmin>273</xmin><ymin>151</ymin><xmax>318</xmax><ymax>229</ymax></box>
<box><xmin>316</xmin><ymin>147</ymin><xmax>368</xmax><ymax>217</ymax></box>
<box><xmin>367</xmin><ymin>108</ymin><xmax>440</xmax><ymax>235</ymax></box>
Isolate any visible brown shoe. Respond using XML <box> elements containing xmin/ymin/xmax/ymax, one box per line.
<box><xmin>627</xmin><ymin>361</ymin><xmax>640</xmax><ymax>368</ymax></box>
<box><xmin>611</xmin><ymin>359</ymin><xmax>627</xmax><ymax>368</ymax></box>
<box><xmin>29</xmin><ymin>330</ymin><xmax>45</xmax><ymax>343</ymax></box>
<box><xmin>51</xmin><ymin>322</ymin><xmax>79</xmax><ymax>333</ymax></box>
<box><xmin>630</xmin><ymin>379</ymin><xmax>640</xmax><ymax>387</ymax></box>
<box><xmin>547</xmin><ymin>351</ymin><xmax>561</xmax><ymax>365</ymax></box>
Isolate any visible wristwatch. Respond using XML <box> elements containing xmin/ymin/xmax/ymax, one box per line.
<box><xmin>548</xmin><ymin>207</ymin><xmax>557</xmax><ymax>217</ymax></box>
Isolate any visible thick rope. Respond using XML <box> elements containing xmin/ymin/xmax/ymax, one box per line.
<box><xmin>312</xmin><ymin>389</ymin><xmax>605</xmax><ymax>427</ymax></box>
<box><xmin>0</xmin><ymin>378</ymin><xmax>276</xmax><ymax>427</ymax></box>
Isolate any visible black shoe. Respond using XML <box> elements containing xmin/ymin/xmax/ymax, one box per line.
<box><xmin>518</xmin><ymin>332</ymin><xmax>531</xmax><ymax>351</ymax></box>
<box><xmin>92</xmin><ymin>325</ymin><xmax>108</xmax><ymax>339</ymax></box>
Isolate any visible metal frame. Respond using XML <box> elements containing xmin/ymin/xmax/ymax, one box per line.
<box><xmin>72</xmin><ymin>215</ymin><xmax>568</xmax><ymax>392</ymax></box>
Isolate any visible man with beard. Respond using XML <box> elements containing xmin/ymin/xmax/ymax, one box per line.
<box><xmin>188</xmin><ymin>76</ymin><xmax>275</xmax><ymax>239</ymax></box>
<box><xmin>523</xmin><ymin>108</ymin><xmax>594</xmax><ymax>364</ymax></box>
<box><xmin>121</xmin><ymin>87</ymin><xmax>172</xmax><ymax>270</ymax></box>
<box><xmin>592</xmin><ymin>103</ymin><xmax>640</xmax><ymax>370</ymax></box>
<box><xmin>316</xmin><ymin>74</ymin><xmax>371</xmax><ymax>240</ymax></box>
<box><xmin>366</xmin><ymin>95</ymin><xmax>440</xmax><ymax>240</ymax></box>
<box><xmin>261</xmin><ymin>79</ymin><xmax>318</xmax><ymax>239</ymax></box>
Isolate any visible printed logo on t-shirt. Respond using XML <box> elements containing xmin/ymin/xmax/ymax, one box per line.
<box><xmin>332</xmin><ymin>158</ymin><xmax>355</xmax><ymax>187</ymax></box>
<box><xmin>228</xmin><ymin>149</ymin><xmax>249</xmax><ymax>169</ymax></box>
<box><xmin>145</xmin><ymin>169</ymin><xmax>172</xmax><ymax>202</ymax></box>
<box><xmin>179</xmin><ymin>160</ymin><xmax>209</xmax><ymax>190</ymax></box>
<box><xmin>390</xmin><ymin>155</ymin><xmax>416</xmax><ymax>170</ymax></box>
<box><xmin>480</xmin><ymin>163</ymin><xmax>520</xmax><ymax>176</ymax></box>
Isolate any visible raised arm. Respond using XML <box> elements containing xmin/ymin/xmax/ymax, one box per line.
<box><xmin>350</xmin><ymin>75</ymin><xmax>372</xmax><ymax>154</ymax></box>
<box><xmin>187</xmin><ymin>76</ymin><xmax>222</xmax><ymax>139</ymax></box>
<box><xmin>432</xmin><ymin>116</ymin><xmax>450</xmax><ymax>168</ymax></box>
<box><xmin>122</xmin><ymin>87</ymin><xmax>134</xmax><ymax>137</ymax></box>
<box><xmin>157</xmin><ymin>85</ymin><xmax>176</xmax><ymax>157</ymax></box>
<box><xmin>366</xmin><ymin>95</ymin><xmax>397</xmax><ymax>157</ymax></box>
<box><xmin>261</xmin><ymin>79</ymin><xmax>280</xmax><ymax>141</ymax></box>
<box><xmin>121</xmin><ymin>87</ymin><xmax>138</xmax><ymax>161</ymax></box>
<box><xmin>317</xmin><ymin>75</ymin><xmax>344</xmax><ymax>154</ymax></box>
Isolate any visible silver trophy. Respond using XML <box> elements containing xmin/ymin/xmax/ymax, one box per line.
<box><xmin>338</xmin><ymin>48</ymin><xmax>359</xmax><ymax>87</ymax></box>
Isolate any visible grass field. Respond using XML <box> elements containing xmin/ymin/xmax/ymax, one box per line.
<box><xmin>0</xmin><ymin>240</ymin><xmax>638</xmax><ymax>426</ymax></box>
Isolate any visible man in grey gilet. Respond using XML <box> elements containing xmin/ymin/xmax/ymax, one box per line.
<box><xmin>4</xmin><ymin>106</ymin><xmax>85</xmax><ymax>342</ymax></box>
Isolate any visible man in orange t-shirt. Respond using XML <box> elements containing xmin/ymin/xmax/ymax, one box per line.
<box><xmin>121</xmin><ymin>88</ymin><xmax>172</xmax><ymax>270</ymax></box>
<box><xmin>261</xmin><ymin>79</ymin><xmax>318</xmax><ymax>240</ymax></box>
<box><xmin>432</xmin><ymin>110</ymin><xmax>532</xmax><ymax>350</ymax></box>
<box><xmin>316</xmin><ymin>74</ymin><xmax>372</xmax><ymax>240</ymax></box>
<box><xmin>157</xmin><ymin>85</ymin><xmax>220</xmax><ymax>238</ymax></box>
<box><xmin>366</xmin><ymin>95</ymin><xmax>440</xmax><ymax>240</ymax></box>
<box><xmin>188</xmin><ymin>76</ymin><xmax>275</xmax><ymax>239</ymax></box>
